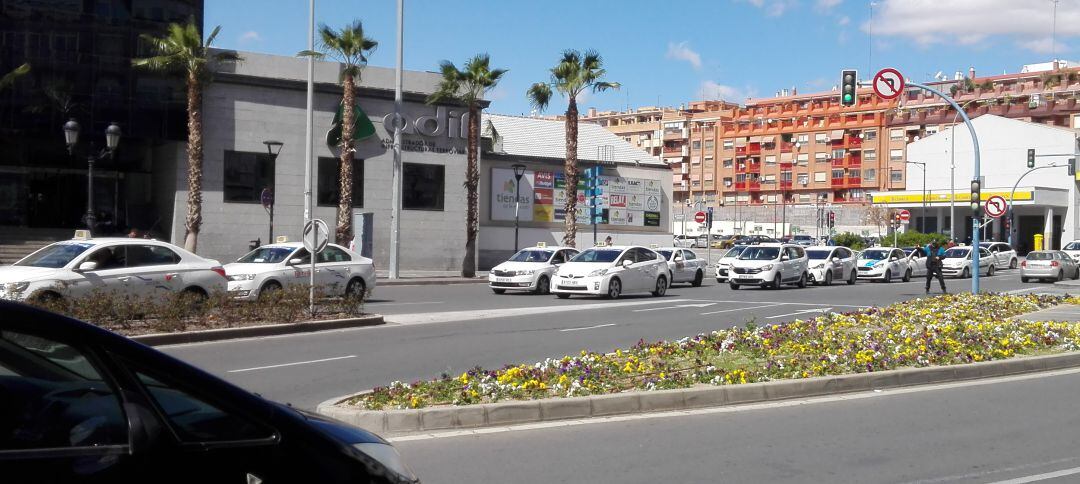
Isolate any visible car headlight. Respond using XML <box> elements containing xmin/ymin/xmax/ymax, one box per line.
<box><xmin>228</xmin><ymin>274</ymin><xmax>256</xmax><ymax>281</ymax></box>
<box><xmin>812</xmin><ymin>263</ymin><xmax>824</xmax><ymax>269</ymax></box>
<box><xmin>588</xmin><ymin>268</ymin><xmax>609</xmax><ymax>277</ymax></box>
<box><xmin>4</xmin><ymin>282</ymin><xmax>29</xmax><ymax>293</ymax></box>
<box><xmin>874</xmin><ymin>261</ymin><xmax>884</xmax><ymax>268</ymax></box>
<box><xmin>352</xmin><ymin>442</ymin><xmax>416</xmax><ymax>481</ymax></box>
<box><xmin>760</xmin><ymin>264</ymin><xmax>773</xmax><ymax>271</ymax></box>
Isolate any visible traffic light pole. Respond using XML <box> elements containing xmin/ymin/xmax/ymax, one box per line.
<box><xmin>1007</xmin><ymin>162</ymin><xmax>1066</xmax><ymax>246</ymax></box>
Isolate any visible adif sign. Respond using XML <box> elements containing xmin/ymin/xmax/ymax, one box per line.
<box><xmin>382</xmin><ymin>107</ymin><xmax>469</xmax><ymax>138</ymax></box>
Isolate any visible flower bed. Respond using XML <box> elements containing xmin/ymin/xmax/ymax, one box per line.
<box><xmin>351</xmin><ymin>294</ymin><xmax>1080</xmax><ymax>410</ymax></box>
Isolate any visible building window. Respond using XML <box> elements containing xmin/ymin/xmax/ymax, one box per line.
<box><xmin>814</xmin><ymin>172</ymin><xmax>827</xmax><ymax>183</ymax></box>
<box><xmin>723</xmin><ymin>158</ymin><xmax>733</xmax><ymax>168</ymax></box>
<box><xmin>692</xmin><ymin>180</ymin><xmax>701</xmax><ymax>187</ymax></box>
<box><xmin>815</xmin><ymin>133</ymin><xmax>828</xmax><ymax>143</ymax></box>
<box><xmin>797</xmin><ymin>173</ymin><xmax>809</xmax><ymax>185</ymax></box>
<box><xmin>692</xmin><ymin>140</ymin><xmax>701</xmax><ymax>150</ymax></box>
<box><xmin>797</xmin><ymin>153</ymin><xmax>809</xmax><ymax>165</ymax></box>
<box><xmin>223</xmin><ymin>151</ymin><xmax>275</xmax><ymax>203</ymax></box>
<box><xmin>723</xmin><ymin>177</ymin><xmax>732</xmax><ymax>187</ymax></box>
<box><xmin>403</xmin><ymin>163</ymin><xmax>444</xmax><ymax>210</ymax></box>
<box><xmin>704</xmin><ymin>140</ymin><xmax>715</xmax><ymax>150</ymax></box>
<box><xmin>780</xmin><ymin>171</ymin><xmax>792</xmax><ymax>182</ymax></box>
<box><xmin>890</xmin><ymin>149</ymin><xmax>904</xmax><ymax>161</ymax></box>
<box><xmin>765</xmin><ymin>155</ymin><xmax>776</xmax><ymax>165</ymax></box>
<box><xmin>849</xmin><ymin>189</ymin><xmax>864</xmax><ymax>199</ymax></box>
<box><xmin>864</xmin><ymin>130</ymin><xmax>877</xmax><ymax>141</ymax></box>
<box><xmin>815</xmin><ymin>152</ymin><xmax>828</xmax><ymax>162</ymax></box>
<box><xmin>832</xmin><ymin>169</ymin><xmax>844</xmax><ymax>179</ymax></box>
<box><xmin>890</xmin><ymin>169</ymin><xmax>903</xmax><ymax>183</ymax></box>
<box><xmin>723</xmin><ymin>140</ymin><xmax>734</xmax><ymax>149</ymax></box>
<box><xmin>317</xmin><ymin>157</ymin><xmax>364</xmax><ymax>207</ymax></box>
<box><xmin>735</xmin><ymin>173</ymin><xmax>746</xmax><ymax>182</ymax></box>
<box><xmin>797</xmin><ymin>134</ymin><xmax>809</xmax><ymax>143</ymax></box>
<box><xmin>864</xmin><ymin>150</ymin><xmax>877</xmax><ymax>161</ymax></box>
<box><xmin>704</xmin><ymin>173</ymin><xmax>714</xmax><ymax>181</ymax></box>
<box><xmin>890</xmin><ymin>128</ymin><xmax>903</xmax><ymax>141</ymax></box>
<box><xmin>766</xmin><ymin>195</ymin><xmax>777</xmax><ymax>203</ymax></box>
<box><xmin>864</xmin><ymin>168</ymin><xmax>876</xmax><ymax>181</ymax></box>
<box><xmin>832</xmin><ymin>149</ymin><xmax>846</xmax><ymax>159</ymax></box>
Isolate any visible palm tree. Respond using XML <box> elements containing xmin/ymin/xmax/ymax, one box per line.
<box><xmin>133</xmin><ymin>21</ymin><xmax>241</xmax><ymax>253</ymax></box>
<box><xmin>0</xmin><ymin>63</ymin><xmax>29</xmax><ymax>91</ymax></box>
<box><xmin>527</xmin><ymin>50</ymin><xmax>619</xmax><ymax>247</ymax></box>
<box><xmin>427</xmin><ymin>54</ymin><xmax>507</xmax><ymax>278</ymax></box>
<box><xmin>299</xmin><ymin>21</ymin><xmax>378</xmax><ymax>243</ymax></box>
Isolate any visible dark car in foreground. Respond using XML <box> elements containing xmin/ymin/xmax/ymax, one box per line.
<box><xmin>0</xmin><ymin>301</ymin><xmax>418</xmax><ymax>484</ymax></box>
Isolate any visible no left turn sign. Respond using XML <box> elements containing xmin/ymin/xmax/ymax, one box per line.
<box><xmin>984</xmin><ymin>195</ymin><xmax>1008</xmax><ymax>218</ymax></box>
<box><xmin>873</xmin><ymin>68</ymin><xmax>905</xmax><ymax>100</ymax></box>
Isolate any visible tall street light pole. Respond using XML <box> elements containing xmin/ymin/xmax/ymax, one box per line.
<box><xmin>905</xmin><ymin>161</ymin><xmax>926</xmax><ymax>232</ymax></box>
<box><xmin>262</xmin><ymin>140</ymin><xmax>284</xmax><ymax>244</ymax></box>
<box><xmin>304</xmin><ymin>0</ymin><xmax>314</xmax><ymax>226</ymax></box>
<box><xmin>948</xmin><ymin>99</ymin><xmax>977</xmax><ymax>238</ymax></box>
<box><xmin>64</xmin><ymin>119</ymin><xmax>121</xmax><ymax>232</ymax></box>
<box><xmin>389</xmin><ymin>0</ymin><xmax>404</xmax><ymax>279</ymax></box>
<box><xmin>512</xmin><ymin>164</ymin><xmax>525</xmax><ymax>252</ymax></box>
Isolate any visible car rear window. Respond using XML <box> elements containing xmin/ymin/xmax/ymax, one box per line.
<box><xmin>1027</xmin><ymin>252</ymin><xmax>1053</xmax><ymax>260</ymax></box>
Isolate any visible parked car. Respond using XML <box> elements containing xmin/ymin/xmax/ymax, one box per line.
<box><xmin>727</xmin><ymin>243</ymin><xmax>809</xmax><ymax>290</ymax></box>
<box><xmin>941</xmin><ymin>246</ymin><xmax>995</xmax><ymax>278</ymax></box>
<box><xmin>0</xmin><ymin>233</ymin><xmax>226</xmax><ymax>303</ymax></box>
<box><xmin>225</xmin><ymin>242</ymin><xmax>375</xmax><ymax>300</ymax></box>
<box><xmin>856</xmin><ymin>247</ymin><xmax>911</xmax><ymax>282</ymax></box>
<box><xmin>0</xmin><ymin>301</ymin><xmax>419</xmax><ymax>483</ymax></box>
<box><xmin>672</xmin><ymin>235</ymin><xmax>696</xmax><ymax>248</ymax></box>
<box><xmin>903</xmin><ymin>246</ymin><xmax>929</xmax><ymax>278</ymax></box>
<box><xmin>488</xmin><ymin>245</ymin><xmax>579</xmax><ymax>294</ymax></box>
<box><xmin>805</xmin><ymin>246</ymin><xmax>858</xmax><ymax>285</ymax></box>
<box><xmin>791</xmin><ymin>234</ymin><xmax>815</xmax><ymax>247</ymax></box>
<box><xmin>1020</xmin><ymin>250</ymin><xmax>1080</xmax><ymax>282</ymax></box>
<box><xmin>551</xmin><ymin>246</ymin><xmax>669</xmax><ymax>299</ymax></box>
<box><xmin>980</xmin><ymin>242</ymin><xmax>1019</xmax><ymax>269</ymax></box>
<box><xmin>714</xmin><ymin>245</ymin><xmax>748</xmax><ymax>283</ymax></box>
<box><xmin>718</xmin><ymin>235</ymin><xmax>750</xmax><ymax>249</ymax></box>
<box><xmin>1062</xmin><ymin>240</ymin><xmax>1080</xmax><ymax>262</ymax></box>
<box><xmin>655</xmin><ymin>247</ymin><xmax>707</xmax><ymax>287</ymax></box>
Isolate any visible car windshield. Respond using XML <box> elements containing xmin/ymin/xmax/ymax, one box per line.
<box><xmin>657</xmin><ymin>250</ymin><xmax>674</xmax><ymax>259</ymax></box>
<box><xmin>806</xmin><ymin>250</ymin><xmax>831</xmax><ymax>260</ymax></box>
<box><xmin>794</xmin><ymin>235</ymin><xmax>811</xmax><ymax>240</ymax></box>
<box><xmin>571</xmin><ymin>249</ymin><xmax>622</xmax><ymax>263</ymax></box>
<box><xmin>723</xmin><ymin>246</ymin><xmax>746</xmax><ymax>258</ymax></box>
<box><xmin>861</xmin><ymin>249</ymin><xmax>890</xmax><ymax>260</ymax></box>
<box><xmin>1064</xmin><ymin>242</ymin><xmax>1080</xmax><ymax>251</ymax></box>
<box><xmin>15</xmin><ymin>242</ymin><xmax>94</xmax><ymax>268</ymax></box>
<box><xmin>738</xmin><ymin>247</ymin><xmax>781</xmax><ymax>260</ymax></box>
<box><xmin>508</xmin><ymin>250</ymin><xmax>553</xmax><ymax>263</ymax></box>
<box><xmin>944</xmin><ymin>248</ymin><xmax>970</xmax><ymax>258</ymax></box>
<box><xmin>236</xmin><ymin>247</ymin><xmax>295</xmax><ymax>263</ymax></box>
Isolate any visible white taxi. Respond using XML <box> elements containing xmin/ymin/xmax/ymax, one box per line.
<box><xmin>856</xmin><ymin>247</ymin><xmax>911</xmax><ymax>282</ymax></box>
<box><xmin>941</xmin><ymin>246</ymin><xmax>995</xmax><ymax>278</ymax></box>
<box><xmin>654</xmin><ymin>247</ymin><xmax>707</xmax><ymax>287</ymax></box>
<box><xmin>550</xmin><ymin>245</ymin><xmax>668</xmax><ymax>299</ymax></box>
<box><xmin>980</xmin><ymin>242</ymin><xmax>1018</xmax><ymax>269</ymax></box>
<box><xmin>224</xmin><ymin>242</ymin><xmax>375</xmax><ymax>300</ymax></box>
<box><xmin>714</xmin><ymin>245</ymin><xmax>747</xmax><ymax>283</ymax></box>
<box><xmin>1062</xmin><ymin>240</ymin><xmax>1080</xmax><ymax>263</ymax></box>
<box><xmin>805</xmin><ymin>246</ymin><xmax>858</xmax><ymax>286</ymax></box>
<box><xmin>488</xmin><ymin>245</ymin><xmax>579</xmax><ymax>294</ymax></box>
<box><xmin>0</xmin><ymin>231</ymin><xmax>226</xmax><ymax>302</ymax></box>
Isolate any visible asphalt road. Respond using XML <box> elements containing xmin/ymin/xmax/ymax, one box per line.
<box><xmin>161</xmin><ymin>269</ymin><xmax>1070</xmax><ymax>410</ymax></box>
<box><xmin>394</xmin><ymin>368</ymin><xmax>1080</xmax><ymax>484</ymax></box>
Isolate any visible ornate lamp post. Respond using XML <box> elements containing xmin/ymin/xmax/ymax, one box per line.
<box><xmin>64</xmin><ymin>119</ymin><xmax>121</xmax><ymax>231</ymax></box>
<box><xmin>512</xmin><ymin>164</ymin><xmax>526</xmax><ymax>252</ymax></box>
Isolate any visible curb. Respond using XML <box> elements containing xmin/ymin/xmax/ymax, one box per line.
<box><xmin>317</xmin><ymin>351</ymin><xmax>1080</xmax><ymax>435</ymax></box>
<box><xmin>130</xmin><ymin>314</ymin><xmax>384</xmax><ymax>346</ymax></box>
<box><xmin>378</xmin><ymin>279</ymin><xmax>488</xmax><ymax>286</ymax></box>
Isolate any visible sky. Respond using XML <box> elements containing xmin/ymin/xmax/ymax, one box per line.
<box><xmin>206</xmin><ymin>0</ymin><xmax>1080</xmax><ymax>115</ymax></box>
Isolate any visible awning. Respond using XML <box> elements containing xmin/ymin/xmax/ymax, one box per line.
<box><xmin>780</xmin><ymin>153</ymin><xmax>794</xmax><ymax>162</ymax></box>
<box><xmin>906</xmin><ymin>125</ymin><xmax>921</xmax><ymax>132</ymax></box>
<box><xmin>748</xmin><ymin>136</ymin><xmax>762</xmax><ymax>143</ymax></box>
<box><xmin>761</xmin><ymin>135</ymin><xmax>775</xmax><ymax>143</ymax></box>
<box><xmin>830</xmin><ymin>129</ymin><xmax>844</xmax><ymax>138</ymax></box>
<box><xmin>735</xmin><ymin>138</ymin><xmax>747</xmax><ymax>147</ymax></box>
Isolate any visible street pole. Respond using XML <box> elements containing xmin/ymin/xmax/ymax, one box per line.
<box><xmin>1008</xmin><ymin>163</ymin><xmax>1066</xmax><ymax>246</ymax></box>
<box><xmin>948</xmin><ymin>100</ymin><xmax>976</xmax><ymax>239</ymax></box>
<box><xmin>304</xmin><ymin>0</ymin><xmax>314</xmax><ymax>225</ymax></box>
<box><xmin>514</xmin><ymin>179</ymin><xmax>521</xmax><ymax>251</ymax></box>
<box><xmin>85</xmin><ymin>154</ymin><xmax>95</xmax><ymax>230</ymax></box>
<box><xmin>388</xmin><ymin>0</ymin><xmax>404</xmax><ymax>279</ymax></box>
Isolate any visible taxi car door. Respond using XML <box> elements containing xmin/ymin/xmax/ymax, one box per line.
<box><xmin>70</xmin><ymin>246</ymin><xmax>132</xmax><ymax>298</ymax></box>
<box><xmin>316</xmin><ymin>246</ymin><xmax>352</xmax><ymax>295</ymax></box>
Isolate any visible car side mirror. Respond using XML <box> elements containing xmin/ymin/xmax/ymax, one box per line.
<box><xmin>780</xmin><ymin>255</ymin><xmax>789</xmax><ymax>261</ymax></box>
<box><xmin>76</xmin><ymin>261</ymin><xmax>98</xmax><ymax>272</ymax></box>
<box><xmin>288</xmin><ymin>258</ymin><xmax>305</xmax><ymax>265</ymax></box>
<box><xmin>621</xmin><ymin>259</ymin><xmax>634</xmax><ymax>268</ymax></box>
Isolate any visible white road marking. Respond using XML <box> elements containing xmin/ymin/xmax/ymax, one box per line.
<box><xmin>228</xmin><ymin>355</ymin><xmax>356</xmax><ymax>373</ymax></box>
<box><xmin>559</xmin><ymin>323</ymin><xmax>617</xmax><ymax>332</ymax></box>
<box><xmin>385</xmin><ymin>299</ymin><xmax>696</xmax><ymax>325</ymax></box>
<box><xmin>686</xmin><ymin>299</ymin><xmax>871</xmax><ymax>309</ymax></box>
<box><xmin>899</xmin><ymin>456</ymin><xmax>1080</xmax><ymax>484</ymax></box>
<box><xmin>699</xmin><ymin>303</ymin><xmax>785</xmax><ymax>316</ymax></box>
<box><xmin>366</xmin><ymin>301</ymin><xmax>445</xmax><ymax>306</ymax></box>
<box><xmin>633</xmin><ymin>302</ymin><xmax>717</xmax><ymax>312</ymax></box>
<box><xmin>983</xmin><ymin>466</ymin><xmax>1080</xmax><ymax>484</ymax></box>
<box><xmin>387</xmin><ymin>366</ymin><xmax>1080</xmax><ymax>443</ymax></box>
<box><xmin>766</xmin><ymin>307</ymin><xmax>833</xmax><ymax>319</ymax></box>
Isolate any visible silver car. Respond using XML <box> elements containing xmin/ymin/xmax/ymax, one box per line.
<box><xmin>1020</xmin><ymin>250</ymin><xmax>1080</xmax><ymax>282</ymax></box>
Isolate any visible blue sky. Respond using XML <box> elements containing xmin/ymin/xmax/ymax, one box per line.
<box><xmin>207</xmin><ymin>0</ymin><xmax>1080</xmax><ymax>115</ymax></box>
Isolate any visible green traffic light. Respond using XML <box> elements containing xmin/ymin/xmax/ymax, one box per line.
<box><xmin>843</xmin><ymin>94</ymin><xmax>853</xmax><ymax>102</ymax></box>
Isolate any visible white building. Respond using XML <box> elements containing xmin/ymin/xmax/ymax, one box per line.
<box><xmin>869</xmin><ymin>115</ymin><xmax>1079</xmax><ymax>251</ymax></box>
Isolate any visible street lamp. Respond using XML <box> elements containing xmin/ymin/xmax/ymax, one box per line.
<box><xmin>512</xmin><ymin>164</ymin><xmax>526</xmax><ymax>252</ymax></box>
<box><xmin>64</xmin><ymin>119</ymin><xmax>121</xmax><ymax>231</ymax></box>
<box><xmin>261</xmin><ymin>140</ymin><xmax>285</xmax><ymax>245</ymax></box>
<box><xmin>947</xmin><ymin>99</ymin><xmax>978</xmax><ymax>238</ymax></box>
<box><xmin>905</xmin><ymin>161</ymin><xmax>927</xmax><ymax>233</ymax></box>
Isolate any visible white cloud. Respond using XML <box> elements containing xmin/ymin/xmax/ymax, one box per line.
<box><xmin>838</xmin><ymin>15</ymin><xmax>850</xmax><ymax>26</ymax></box>
<box><xmin>816</xmin><ymin>0</ymin><xmax>842</xmax><ymax>11</ymax></box>
<box><xmin>1018</xmin><ymin>38</ymin><xmax>1070</xmax><ymax>54</ymax></box>
<box><xmin>239</xmin><ymin>31</ymin><xmax>262</xmax><ymax>44</ymax></box>
<box><xmin>700</xmin><ymin>80</ymin><xmax>756</xmax><ymax>103</ymax></box>
<box><xmin>737</xmin><ymin>0</ymin><xmax>799</xmax><ymax>17</ymax></box>
<box><xmin>868</xmin><ymin>0</ymin><xmax>1080</xmax><ymax>54</ymax></box>
<box><xmin>666</xmin><ymin>41</ymin><xmax>702</xmax><ymax>70</ymax></box>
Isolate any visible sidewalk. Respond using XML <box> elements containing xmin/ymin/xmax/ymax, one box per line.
<box><xmin>376</xmin><ymin>270</ymin><xmax>488</xmax><ymax>286</ymax></box>
<box><xmin>1013</xmin><ymin>304</ymin><xmax>1080</xmax><ymax>323</ymax></box>
<box><xmin>1054</xmin><ymin>279</ymin><xmax>1080</xmax><ymax>288</ymax></box>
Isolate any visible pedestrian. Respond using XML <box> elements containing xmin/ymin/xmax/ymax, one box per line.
<box><xmin>604</xmin><ymin>235</ymin><xmax>613</xmax><ymax>246</ymax></box>
<box><xmin>924</xmin><ymin>241</ymin><xmax>947</xmax><ymax>294</ymax></box>
<box><xmin>127</xmin><ymin>228</ymin><xmax>140</xmax><ymax>238</ymax></box>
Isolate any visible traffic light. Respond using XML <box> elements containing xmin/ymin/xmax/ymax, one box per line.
<box><xmin>840</xmin><ymin>69</ymin><xmax>858</xmax><ymax>107</ymax></box>
<box><xmin>828</xmin><ymin>211</ymin><xmax>835</xmax><ymax>228</ymax></box>
<box><xmin>1069</xmin><ymin>158</ymin><xmax>1077</xmax><ymax>178</ymax></box>
<box><xmin>1027</xmin><ymin>149</ymin><xmax>1035</xmax><ymax>169</ymax></box>
<box><xmin>893</xmin><ymin>212</ymin><xmax>901</xmax><ymax>226</ymax></box>
<box><xmin>970</xmin><ymin>178</ymin><xmax>982</xmax><ymax>216</ymax></box>
<box><xmin>706</xmin><ymin>207</ymin><xmax>714</xmax><ymax>229</ymax></box>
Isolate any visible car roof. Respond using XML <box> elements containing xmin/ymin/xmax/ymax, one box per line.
<box><xmin>521</xmin><ymin>246</ymin><xmax>574</xmax><ymax>251</ymax></box>
<box><xmin>806</xmin><ymin>246</ymin><xmax>843</xmax><ymax>251</ymax></box>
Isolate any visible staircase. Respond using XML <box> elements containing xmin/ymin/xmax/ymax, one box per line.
<box><xmin>0</xmin><ymin>228</ymin><xmax>76</xmax><ymax>264</ymax></box>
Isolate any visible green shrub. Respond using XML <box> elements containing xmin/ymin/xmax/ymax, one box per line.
<box><xmin>894</xmin><ymin>230</ymin><xmax>949</xmax><ymax>248</ymax></box>
<box><xmin>833</xmin><ymin>232</ymin><xmax>865</xmax><ymax>251</ymax></box>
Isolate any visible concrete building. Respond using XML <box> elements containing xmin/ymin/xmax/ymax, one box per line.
<box><xmin>479</xmin><ymin>114</ymin><xmax>673</xmax><ymax>268</ymax></box>
<box><xmin>870</xmin><ymin>115</ymin><xmax>1079</xmax><ymax>251</ymax></box>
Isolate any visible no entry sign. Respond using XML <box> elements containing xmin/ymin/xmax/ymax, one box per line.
<box><xmin>898</xmin><ymin>209</ymin><xmax>911</xmax><ymax>223</ymax></box>
<box><xmin>873</xmin><ymin>68</ymin><xmax>905</xmax><ymax>100</ymax></box>
<box><xmin>694</xmin><ymin>211</ymin><xmax>707</xmax><ymax>223</ymax></box>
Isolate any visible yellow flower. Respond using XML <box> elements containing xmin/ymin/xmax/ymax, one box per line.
<box><xmin>459</xmin><ymin>372</ymin><xmax>469</xmax><ymax>384</ymax></box>
<box><xmin>558</xmin><ymin>374</ymin><xmax>570</xmax><ymax>387</ymax></box>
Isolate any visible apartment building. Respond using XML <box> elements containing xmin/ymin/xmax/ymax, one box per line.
<box><xmin>581</xmin><ymin>106</ymin><xmax>677</xmax><ymax>158</ymax></box>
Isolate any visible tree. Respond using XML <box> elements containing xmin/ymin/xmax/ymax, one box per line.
<box><xmin>426</xmin><ymin>54</ymin><xmax>506</xmax><ymax>277</ymax></box>
<box><xmin>133</xmin><ymin>21</ymin><xmax>241</xmax><ymax>253</ymax></box>
<box><xmin>526</xmin><ymin>50</ymin><xmax>619</xmax><ymax>247</ymax></box>
<box><xmin>0</xmin><ymin>63</ymin><xmax>29</xmax><ymax>91</ymax></box>
<box><xmin>300</xmin><ymin>21</ymin><xmax>378</xmax><ymax>244</ymax></box>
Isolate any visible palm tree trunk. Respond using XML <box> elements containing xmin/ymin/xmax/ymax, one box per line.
<box><xmin>462</xmin><ymin>104</ymin><xmax>480</xmax><ymax>278</ymax></box>
<box><xmin>337</xmin><ymin>73</ymin><xmax>356</xmax><ymax>244</ymax></box>
<box><xmin>563</xmin><ymin>98</ymin><xmax>579</xmax><ymax>247</ymax></box>
<box><xmin>183</xmin><ymin>72</ymin><xmax>203</xmax><ymax>253</ymax></box>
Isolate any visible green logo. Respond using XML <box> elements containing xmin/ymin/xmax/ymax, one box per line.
<box><xmin>326</xmin><ymin>102</ymin><xmax>376</xmax><ymax>147</ymax></box>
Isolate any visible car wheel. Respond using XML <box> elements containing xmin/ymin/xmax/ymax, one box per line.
<box><xmin>1073</xmin><ymin>268</ymin><xmax>1079</xmax><ymax>280</ymax></box>
<box><xmin>797</xmin><ymin>272</ymin><xmax>808</xmax><ymax>288</ymax></box>
<box><xmin>883</xmin><ymin>269</ymin><xmax>892</xmax><ymax>283</ymax></box>
<box><xmin>1057</xmin><ymin>270</ymin><xmax>1065</xmax><ymax>282</ymax></box>
<box><xmin>823</xmin><ymin>271</ymin><xmax>833</xmax><ymax>286</ymax></box>
<box><xmin>771</xmin><ymin>274</ymin><xmax>782</xmax><ymax>290</ymax></box>
<box><xmin>607</xmin><ymin>278</ymin><xmax>622</xmax><ymax>299</ymax></box>
<box><xmin>961</xmin><ymin>267</ymin><xmax>970</xmax><ymax>279</ymax></box>
<box><xmin>492</xmin><ymin>288</ymin><xmax>506</xmax><ymax>294</ymax></box>
<box><xmin>556</xmin><ymin>293</ymin><xmax>571</xmax><ymax>299</ymax></box>
<box><xmin>902</xmin><ymin>268</ymin><xmax>912</xmax><ymax>282</ymax></box>
<box><xmin>652</xmin><ymin>276</ymin><xmax>668</xmax><ymax>297</ymax></box>
<box><xmin>534</xmin><ymin>275</ymin><xmax>550</xmax><ymax>295</ymax></box>
<box><xmin>1021</xmin><ymin>276</ymin><xmax>1029</xmax><ymax>283</ymax></box>
<box><xmin>848</xmin><ymin>270</ymin><xmax>857</xmax><ymax>285</ymax></box>
<box><xmin>345</xmin><ymin>278</ymin><xmax>367</xmax><ymax>299</ymax></box>
<box><xmin>729</xmin><ymin>282</ymin><xmax>740</xmax><ymax>290</ymax></box>
<box><xmin>1010</xmin><ymin>258</ymin><xmax>1018</xmax><ymax>269</ymax></box>
<box><xmin>259</xmin><ymin>280</ymin><xmax>282</xmax><ymax>299</ymax></box>
<box><xmin>987</xmin><ymin>265</ymin><xmax>995</xmax><ymax>277</ymax></box>
<box><xmin>692</xmin><ymin>270</ymin><xmax>704</xmax><ymax>287</ymax></box>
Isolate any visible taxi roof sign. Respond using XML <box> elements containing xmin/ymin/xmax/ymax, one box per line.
<box><xmin>649</xmin><ymin>244</ymin><xmax>659</xmax><ymax>249</ymax></box>
<box><xmin>595</xmin><ymin>241</ymin><xmax>608</xmax><ymax>247</ymax></box>
<box><xmin>536</xmin><ymin>242</ymin><xmax>547</xmax><ymax>248</ymax></box>
<box><xmin>73</xmin><ymin>230</ymin><xmax>91</xmax><ymax>240</ymax></box>
<box><xmin>275</xmin><ymin>235</ymin><xmax>289</xmax><ymax>243</ymax></box>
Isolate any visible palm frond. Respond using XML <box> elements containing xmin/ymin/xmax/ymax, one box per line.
<box><xmin>0</xmin><ymin>62</ymin><xmax>30</xmax><ymax>90</ymax></box>
<box><xmin>592</xmin><ymin>81</ymin><xmax>620</xmax><ymax>93</ymax></box>
<box><xmin>296</xmin><ymin>50</ymin><xmax>326</xmax><ymax>59</ymax></box>
<box><xmin>527</xmin><ymin>83</ymin><xmax>552</xmax><ymax>111</ymax></box>
<box><xmin>205</xmin><ymin>25</ymin><xmax>223</xmax><ymax>47</ymax></box>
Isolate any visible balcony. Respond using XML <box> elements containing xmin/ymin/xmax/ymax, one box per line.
<box><xmin>735</xmin><ymin>146</ymin><xmax>748</xmax><ymax>156</ymax></box>
<box><xmin>831</xmin><ymin>157</ymin><xmax>845</xmax><ymax>168</ymax></box>
<box><xmin>734</xmin><ymin>181</ymin><xmax>748</xmax><ymax>190</ymax></box>
<box><xmin>846</xmin><ymin>152</ymin><xmax>862</xmax><ymax>166</ymax></box>
<box><xmin>746</xmin><ymin>160</ymin><xmax>762</xmax><ymax>173</ymax></box>
<box><xmin>747</xmin><ymin>180</ymin><xmax>761</xmax><ymax>191</ymax></box>
<box><xmin>780</xmin><ymin>142</ymin><xmax>796</xmax><ymax>153</ymax></box>
<box><xmin>779</xmin><ymin>161</ymin><xmax>793</xmax><ymax>170</ymax></box>
<box><xmin>845</xmin><ymin>135</ymin><xmax>862</xmax><ymax>148</ymax></box>
<box><xmin>747</xmin><ymin>143</ymin><xmax>762</xmax><ymax>155</ymax></box>
<box><xmin>779</xmin><ymin>180</ymin><xmax>793</xmax><ymax>190</ymax></box>
<box><xmin>831</xmin><ymin>177</ymin><xmax>845</xmax><ymax>188</ymax></box>
<box><xmin>663</xmin><ymin>145</ymin><xmax>689</xmax><ymax>156</ymax></box>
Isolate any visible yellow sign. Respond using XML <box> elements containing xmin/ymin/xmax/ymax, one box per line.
<box><xmin>73</xmin><ymin>230</ymin><xmax>91</xmax><ymax>240</ymax></box>
<box><xmin>871</xmin><ymin>190</ymin><xmax>1034</xmax><ymax>204</ymax></box>
<box><xmin>275</xmin><ymin>235</ymin><xmax>289</xmax><ymax>243</ymax></box>
<box><xmin>536</xmin><ymin>242</ymin><xmax>547</xmax><ymax>248</ymax></box>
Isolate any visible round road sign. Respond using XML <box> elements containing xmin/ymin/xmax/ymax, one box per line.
<box><xmin>984</xmin><ymin>195</ymin><xmax>1008</xmax><ymax>218</ymax></box>
<box><xmin>303</xmin><ymin>218</ymin><xmax>330</xmax><ymax>254</ymax></box>
<box><xmin>872</xmin><ymin>68</ymin><xmax>905</xmax><ymax>100</ymax></box>
<box><xmin>694</xmin><ymin>211</ymin><xmax>707</xmax><ymax>223</ymax></box>
<box><xmin>898</xmin><ymin>209</ymin><xmax>911</xmax><ymax>223</ymax></box>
